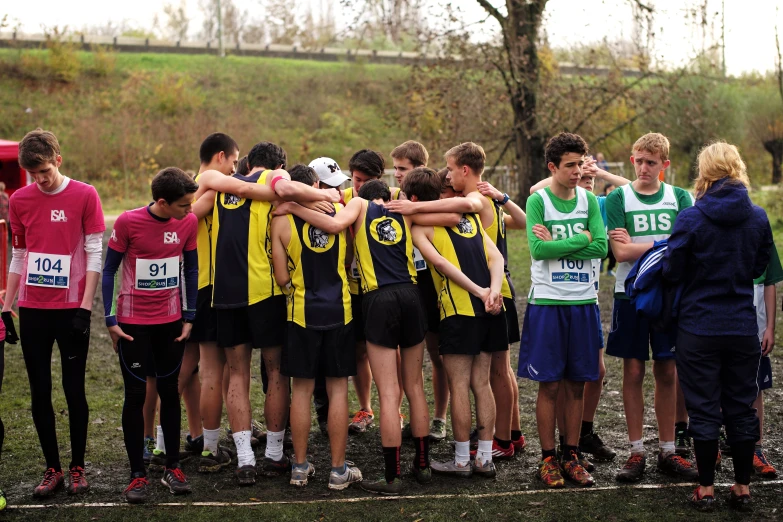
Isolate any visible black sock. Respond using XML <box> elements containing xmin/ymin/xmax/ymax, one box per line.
<box><xmin>580</xmin><ymin>421</ymin><xmax>594</xmax><ymax>438</ymax></box>
<box><xmin>563</xmin><ymin>445</ymin><xmax>579</xmax><ymax>460</ymax></box>
<box><xmin>693</xmin><ymin>439</ymin><xmax>719</xmax><ymax>487</ymax></box>
<box><xmin>383</xmin><ymin>446</ymin><xmax>401</xmax><ymax>483</ymax></box>
<box><xmin>511</xmin><ymin>430</ymin><xmax>522</xmax><ymax>441</ymax></box>
<box><xmin>675</xmin><ymin>421</ymin><xmax>688</xmax><ymax>433</ymax></box>
<box><xmin>559</xmin><ymin>435</ymin><xmax>565</xmax><ymax>449</ymax></box>
<box><xmin>542</xmin><ymin>448</ymin><xmax>557</xmax><ymax>460</ymax></box>
<box><xmin>730</xmin><ymin>440</ymin><xmax>756</xmax><ymax>486</ymax></box>
<box><xmin>494</xmin><ymin>437</ymin><xmax>511</xmax><ymax>449</ymax></box>
<box><xmin>413</xmin><ymin>437</ymin><xmax>430</xmax><ymax>470</ymax></box>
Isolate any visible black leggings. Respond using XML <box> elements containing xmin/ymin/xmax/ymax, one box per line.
<box><xmin>0</xmin><ymin>340</ymin><xmax>4</xmax><ymax>458</ymax></box>
<box><xmin>118</xmin><ymin>321</ymin><xmax>185</xmax><ymax>475</ymax></box>
<box><xmin>19</xmin><ymin>308</ymin><xmax>90</xmax><ymax>471</ymax></box>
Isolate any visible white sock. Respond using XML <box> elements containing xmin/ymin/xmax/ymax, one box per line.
<box><xmin>477</xmin><ymin>440</ymin><xmax>493</xmax><ymax>465</ymax></box>
<box><xmin>629</xmin><ymin>439</ymin><xmax>644</xmax><ymax>455</ymax></box>
<box><xmin>659</xmin><ymin>440</ymin><xmax>675</xmax><ymax>457</ymax></box>
<box><xmin>156</xmin><ymin>425</ymin><xmax>166</xmax><ymax>454</ymax></box>
<box><xmin>233</xmin><ymin>430</ymin><xmax>256</xmax><ymax>468</ymax></box>
<box><xmin>455</xmin><ymin>441</ymin><xmax>470</xmax><ymax>466</ymax></box>
<box><xmin>203</xmin><ymin>428</ymin><xmax>220</xmax><ymax>454</ymax></box>
<box><xmin>265</xmin><ymin>430</ymin><xmax>285</xmax><ymax>460</ymax></box>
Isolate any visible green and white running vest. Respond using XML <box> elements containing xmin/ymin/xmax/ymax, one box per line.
<box><xmin>614</xmin><ymin>183</ymin><xmax>680</xmax><ymax>294</ymax></box>
<box><xmin>529</xmin><ymin>187</ymin><xmax>597</xmax><ymax>301</ymax></box>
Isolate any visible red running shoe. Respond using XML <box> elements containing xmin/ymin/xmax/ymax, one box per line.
<box><xmin>33</xmin><ymin>468</ymin><xmax>64</xmax><ymax>498</ymax></box>
<box><xmin>67</xmin><ymin>466</ymin><xmax>90</xmax><ymax>495</ymax></box>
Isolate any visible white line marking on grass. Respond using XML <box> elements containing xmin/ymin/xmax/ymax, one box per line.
<box><xmin>7</xmin><ymin>480</ymin><xmax>783</xmax><ymax>510</ymax></box>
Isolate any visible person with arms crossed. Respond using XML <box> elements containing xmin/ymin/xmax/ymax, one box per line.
<box><xmin>2</xmin><ymin>129</ymin><xmax>104</xmax><ymax>498</ymax></box>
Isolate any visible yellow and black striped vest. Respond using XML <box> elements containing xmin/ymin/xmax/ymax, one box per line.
<box><xmin>211</xmin><ymin>169</ymin><xmax>282</xmax><ymax>308</ymax></box>
<box><xmin>482</xmin><ymin>195</ymin><xmax>513</xmax><ymax>299</ymax></box>
<box><xmin>194</xmin><ymin>172</ymin><xmax>214</xmax><ymax>290</ymax></box>
<box><xmin>354</xmin><ymin>201</ymin><xmax>416</xmax><ymax>293</ymax></box>
<box><xmin>430</xmin><ymin>213</ymin><xmax>491</xmax><ymax>318</ymax></box>
<box><xmin>285</xmin><ymin>209</ymin><xmax>352</xmax><ymax>329</ymax></box>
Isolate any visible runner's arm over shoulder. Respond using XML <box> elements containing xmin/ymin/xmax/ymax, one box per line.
<box><xmin>192</xmin><ymin>190</ymin><xmax>217</xmax><ymax>220</ymax></box>
<box><xmin>276</xmin><ymin>197</ymin><xmax>361</xmax><ymax>235</ymax></box>
<box><xmin>411</xmin><ymin>226</ymin><xmax>485</xmax><ymax>299</ymax></box>
<box><xmin>526</xmin><ymin>192</ymin><xmax>590</xmax><ymax>261</ymax></box>
<box><xmin>477</xmin><ymin>181</ymin><xmax>526</xmax><ymax>229</ymax></box>
<box><xmin>568</xmin><ymin>194</ymin><xmax>607</xmax><ymax>261</ymax></box>
<box><xmin>408</xmin><ymin>213</ymin><xmax>461</xmax><ymax>227</ymax></box>
<box><xmin>195</xmin><ymin>169</ymin><xmax>277</xmax><ymax>201</ymax></box>
<box><xmin>384</xmin><ymin>193</ymin><xmax>483</xmax><ymax>215</ymax></box>
<box><xmin>271</xmin><ymin>216</ymin><xmax>291</xmax><ymax>288</ymax></box>
<box><xmin>271</xmin><ymin>170</ymin><xmax>340</xmax><ymax>203</ymax></box>
<box><xmin>529</xmin><ymin>176</ymin><xmax>552</xmax><ymax>195</ymax></box>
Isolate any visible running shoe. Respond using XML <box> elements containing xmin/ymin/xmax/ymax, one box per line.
<box><xmin>149</xmin><ymin>449</ymin><xmax>167</xmax><ymax>471</ymax></box>
<box><xmin>431</xmin><ymin>459</ymin><xmax>473</xmax><ymax>478</ymax></box>
<box><xmin>537</xmin><ymin>456</ymin><xmax>565</xmax><ymax>488</ymax></box>
<box><xmin>472</xmin><ymin>458</ymin><xmax>496</xmax><ymax>478</ymax></box>
<box><xmin>143</xmin><ymin>436</ymin><xmax>155</xmax><ymax>465</ymax></box>
<box><xmin>0</xmin><ymin>488</ymin><xmax>5</xmax><ymax>511</ymax></box>
<box><xmin>348</xmin><ymin>410</ymin><xmax>374</xmax><ymax>434</ymax></box>
<box><xmin>753</xmin><ymin>449</ymin><xmax>778</xmax><ymax>478</ymax></box>
<box><xmin>511</xmin><ymin>434</ymin><xmax>527</xmax><ymax>453</ymax></box>
<box><xmin>184</xmin><ymin>434</ymin><xmax>204</xmax><ymax>455</ymax></box>
<box><xmin>578</xmin><ymin>452</ymin><xmax>595</xmax><ymax>473</ymax></box>
<box><xmin>690</xmin><ymin>487</ymin><xmax>715</xmax><ymax>512</ymax></box>
<box><xmin>412</xmin><ymin>465</ymin><xmax>432</xmax><ymax>484</ymax></box>
<box><xmin>33</xmin><ymin>468</ymin><xmax>64</xmax><ymax>498</ymax></box>
<box><xmin>235</xmin><ymin>465</ymin><xmax>257</xmax><ymax>486</ymax></box>
<box><xmin>67</xmin><ymin>466</ymin><xmax>90</xmax><ymax>495</ymax></box>
<box><xmin>360</xmin><ymin>477</ymin><xmax>402</xmax><ymax>496</ymax></box>
<box><xmin>124</xmin><ymin>473</ymin><xmax>149</xmax><ymax>504</ymax></box>
<box><xmin>675</xmin><ymin>427</ymin><xmax>692</xmax><ymax>458</ymax></box>
<box><xmin>261</xmin><ymin>454</ymin><xmax>290</xmax><ymax>476</ymax></box>
<box><xmin>658</xmin><ymin>453</ymin><xmax>699</xmax><ymax>480</ymax></box>
<box><xmin>290</xmin><ymin>461</ymin><xmax>315</xmax><ymax>487</ymax></box>
<box><xmin>727</xmin><ymin>485</ymin><xmax>752</xmax><ymax>512</ymax></box>
<box><xmin>470</xmin><ymin>439</ymin><xmax>514</xmax><ymax>460</ymax></box>
<box><xmin>616</xmin><ymin>454</ymin><xmax>646</xmax><ymax>483</ymax></box>
<box><xmin>199</xmin><ymin>446</ymin><xmax>235</xmax><ymax>473</ymax></box>
<box><xmin>429</xmin><ymin>419</ymin><xmax>447</xmax><ymax>442</ymax></box>
<box><xmin>329</xmin><ymin>463</ymin><xmax>363</xmax><ymax>490</ymax></box>
<box><xmin>161</xmin><ymin>465</ymin><xmax>192</xmax><ymax>495</ymax></box>
<box><xmin>561</xmin><ymin>452</ymin><xmax>595</xmax><ymax>487</ymax></box>
<box><xmin>579</xmin><ymin>432</ymin><xmax>616</xmax><ymax>461</ymax></box>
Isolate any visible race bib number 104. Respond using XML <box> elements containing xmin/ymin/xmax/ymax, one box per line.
<box><xmin>135</xmin><ymin>257</ymin><xmax>179</xmax><ymax>291</ymax></box>
<box><xmin>27</xmin><ymin>253</ymin><xmax>71</xmax><ymax>288</ymax></box>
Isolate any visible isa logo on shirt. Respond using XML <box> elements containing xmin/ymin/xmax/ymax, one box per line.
<box><xmin>51</xmin><ymin>210</ymin><xmax>67</xmax><ymax>222</ymax></box>
<box><xmin>163</xmin><ymin>232</ymin><xmax>180</xmax><ymax>244</ymax></box>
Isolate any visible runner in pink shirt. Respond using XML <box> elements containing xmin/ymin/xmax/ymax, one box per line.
<box><xmin>102</xmin><ymin>167</ymin><xmax>199</xmax><ymax>504</ymax></box>
<box><xmin>1</xmin><ymin>129</ymin><xmax>104</xmax><ymax>498</ymax></box>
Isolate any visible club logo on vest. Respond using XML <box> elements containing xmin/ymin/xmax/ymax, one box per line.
<box><xmin>452</xmin><ymin>215</ymin><xmax>478</xmax><ymax>238</ymax></box>
<box><xmin>304</xmin><ymin>223</ymin><xmax>335</xmax><ymax>252</ymax></box>
<box><xmin>370</xmin><ymin>217</ymin><xmax>403</xmax><ymax>245</ymax></box>
<box><xmin>221</xmin><ymin>193</ymin><xmax>245</xmax><ymax>209</ymax></box>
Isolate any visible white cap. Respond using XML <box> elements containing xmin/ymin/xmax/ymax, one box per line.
<box><xmin>309</xmin><ymin>157</ymin><xmax>349</xmax><ymax>187</ymax></box>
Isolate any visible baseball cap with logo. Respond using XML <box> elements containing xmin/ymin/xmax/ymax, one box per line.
<box><xmin>309</xmin><ymin>157</ymin><xmax>349</xmax><ymax>187</ymax></box>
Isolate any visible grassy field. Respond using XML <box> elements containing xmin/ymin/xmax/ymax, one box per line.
<box><xmin>0</xmin><ymin>226</ymin><xmax>782</xmax><ymax>520</ymax></box>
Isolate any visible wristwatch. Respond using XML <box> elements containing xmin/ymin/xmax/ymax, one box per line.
<box><xmin>496</xmin><ymin>193</ymin><xmax>510</xmax><ymax>205</ymax></box>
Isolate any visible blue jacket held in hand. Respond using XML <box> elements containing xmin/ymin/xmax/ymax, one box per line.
<box><xmin>661</xmin><ymin>178</ymin><xmax>773</xmax><ymax>337</ymax></box>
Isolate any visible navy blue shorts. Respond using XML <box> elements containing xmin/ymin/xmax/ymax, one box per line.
<box><xmin>758</xmin><ymin>355</ymin><xmax>773</xmax><ymax>391</ymax></box>
<box><xmin>518</xmin><ymin>304</ymin><xmax>601</xmax><ymax>382</ymax></box>
<box><xmin>605</xmin><ymin>298</ymin><xmax>675</xmax><ymax>361</ymax></box>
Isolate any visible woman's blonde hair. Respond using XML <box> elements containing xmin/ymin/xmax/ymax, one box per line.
<box><xmin>694</xmin><ymin>142</ymin><xmax>749</xmax><ymax>199</ymax></box>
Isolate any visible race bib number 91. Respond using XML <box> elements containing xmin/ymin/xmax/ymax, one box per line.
<box><xmin>27</xmin><ymin>253</ymin><xmax>71</xmax><ymax>288</ymax></box>
<box><xmin>135</xmin><ymin>257</ymin><xmax>179</xmax><ymax>291</ymax></box>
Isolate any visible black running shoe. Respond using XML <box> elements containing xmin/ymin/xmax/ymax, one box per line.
<box><xmin>261</xmin><ymin>454</ymin><xmax>290</xmax><ymax>476</ymax></box>
<box><xmin>161</xmin><ymin>465</ymin><xmax>192</xmax><ymax>495</ymax></box>
<box><xmin>690</xmin><ymin>487</ymin><xmax>715</xmax><ymax>512</ymax></box>
<box><xmin>235</xmin><ymin>464</ymin><xmax>257</xmax><ymax>486</ymax></box>
<box><xmin>185</xmin><ymin>434</ymin><xmax>204</xmax><ymax>455</ymax></box>
<box><xmin>199</xmin><ymin>446</ymin><xmax>235</xmax><ymax>473</ymax></box>
<box><xmin>658</xmin><ymin>453</ymin><xmax>698</xmax><ymax>480</ymax></box>
<box><xmin>675</xmin><ymin>427</ymin><xmax>692</xmax><ymax>458</ymax></box>
<box><xmin>124</xmin><ymin>473</ymin><xmax>149</xmax><ymax>504</ymax></box>
<box><xmin>579</xmin><ymin>432</ymin><xmax>616</xmax><ymax>461</ymax></box>
<box><xmin>616</xmin><ymin>454</ymin><xmax>646</xmax><ymax>483</ymax></box>
<box><xmin>727</xmin><ymin>486</ymin><xmax>752</xmax><ymax>512</ymax></box>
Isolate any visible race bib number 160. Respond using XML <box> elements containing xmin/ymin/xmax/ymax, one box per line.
<box><xmin>135</xmin><ymin>257</ymin><xmax>179</xmax><ymax>291</ymax></box>
<box><xmin>27</xmin><ymin>253</ymin><xmax>71</xmax><ymax>288</ymax></box>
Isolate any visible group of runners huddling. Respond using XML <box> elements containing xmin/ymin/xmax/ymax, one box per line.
<box><xmin>0</xmin><ymin>128</ymin><xmax>778</xmax><ymax>510</ymax></box>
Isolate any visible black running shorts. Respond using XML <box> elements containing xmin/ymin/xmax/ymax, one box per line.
<box><xmin>417</xmin><ymin>269</ymin><xmax>440</xmax><ymax>334</ymax></box>
<box><xmin>215</xmin><ymin>295</ymin><xmax>286</xmax><ymax>349</ymax></box>
<box><xmin>438</xmin><ymin>312</ymin><xmax>509</xmax><ymax>356</ymax></box>
<box><xmin>362</xmin><ymin>284</ymin><xmax>426</xmax><ymax>349</ymax></box>
<box><xmin>281</xmin><ymin>322</ymin><xmax>356</xmax><ymax>379</ymax></box>
<box><xmin>190</xmin><ymin>285</ymin><xmax>217</xmax><ymax>344</ymax></box>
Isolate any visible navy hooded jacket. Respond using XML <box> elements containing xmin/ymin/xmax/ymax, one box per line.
<box><xmin>662</xmin><ymin>178</ymin><xmax>773</xmax><ymax>337</ymax></box>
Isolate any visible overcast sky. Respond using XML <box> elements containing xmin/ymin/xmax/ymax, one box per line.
<box><xmin>3</xmin><ymin>0</ymin><xmax>781</xmax><ymax>76</ymax></box>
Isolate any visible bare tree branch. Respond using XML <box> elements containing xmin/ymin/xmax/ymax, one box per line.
<box><xmin>475</xmin><ymin>0</ymin><xmax>507</xmax><ymax>26</ymax></box>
